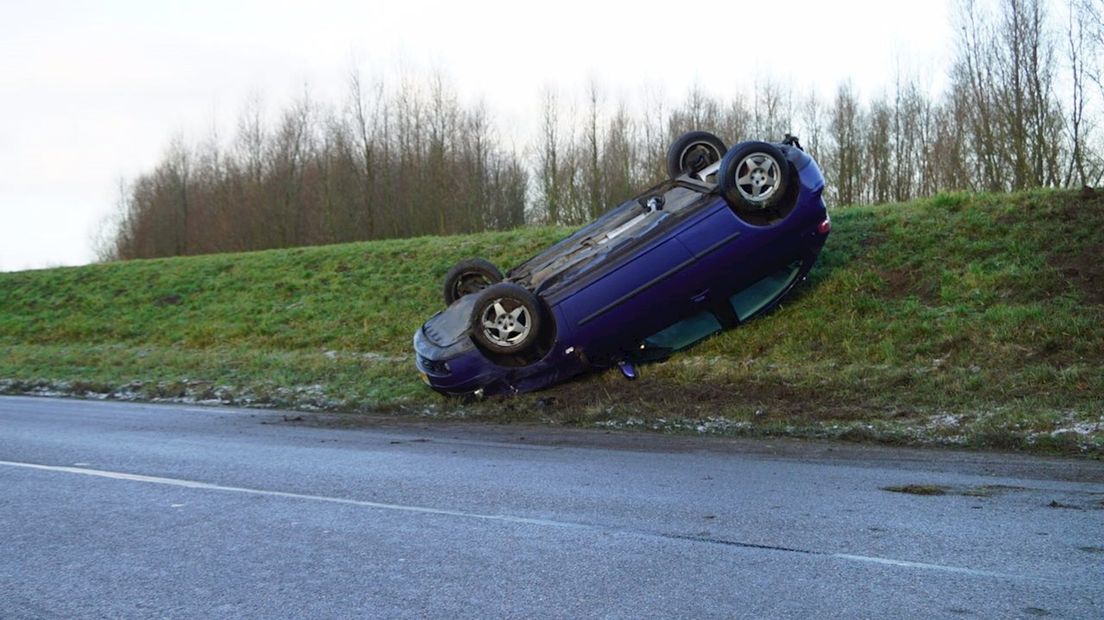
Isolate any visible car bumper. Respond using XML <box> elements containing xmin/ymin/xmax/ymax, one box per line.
<box><xmin>413</xmin><ymin>328</ymin><xmax>508</xmax><ymax>395</ymax></box>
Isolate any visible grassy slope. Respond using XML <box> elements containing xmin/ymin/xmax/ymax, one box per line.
<box><xmin>2</xmin><ymin>190</ymin><xmax>1101</xmax><ymax>453</ymax></box>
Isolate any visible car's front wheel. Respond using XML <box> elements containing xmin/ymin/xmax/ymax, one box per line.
<box><xmin>470</xmin><ymin>283</ymin><xmax>542</xmax><ymax>356</ymax></box>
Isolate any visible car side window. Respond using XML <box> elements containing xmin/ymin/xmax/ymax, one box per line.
<box><xmin>729</xmin><ymin>260</ymin><xmax>803</xmax><ymax>321</ymax></box>
<box><xmin>641</xmin><ymin>311</ymin><xmax>722</xmax><ymax>351</ymax></box>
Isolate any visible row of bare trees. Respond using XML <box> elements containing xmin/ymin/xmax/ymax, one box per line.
<box><xmin>104</xmin><ymin>73</ymin><xmax>528</xmax><ymax>260</ymax></box>
<box><xmin>533</xmin><ymin>0</ymin><xmax>1104</xmax><ymax>219</ymax></box>
<box><xmin>101</xmin><ymin>0</ymin><xmax>1104</xmax><ymax>261</ymax></box>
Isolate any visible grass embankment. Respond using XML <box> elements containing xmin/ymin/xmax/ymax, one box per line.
<box><xmin>1</xmin><ymin>189</ymin><xmax>1101</xmax><ymax>454</ymax></box>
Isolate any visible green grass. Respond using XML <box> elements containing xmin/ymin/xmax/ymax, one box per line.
<box><xmin>2</xmin><ymin>190</ymin><xmax>1102</xmax><ymax>454</ymax></box>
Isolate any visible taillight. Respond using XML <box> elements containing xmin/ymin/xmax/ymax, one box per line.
<box><xmin>817</xmin><ymin>217</ymin><xmax>832</xmax><ymax>235</ymax></box>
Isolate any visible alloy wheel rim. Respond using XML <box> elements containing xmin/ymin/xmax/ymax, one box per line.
<box><xmin>734</xmin><ymin>153</ymin><xmax>781</xmax><ymax>203</ymax></box>
<box><xmin>480</xmin><ymin>299</ymin><xmax>531</xmax><ymax>346</ymax></box>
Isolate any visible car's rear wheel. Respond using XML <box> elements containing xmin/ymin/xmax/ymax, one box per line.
<box><xmin>666</xmin><ymin>131</ymin><xmax>727</xmax><ymax>179</ymax></box>
<box><xmin>443</xmin><ymin>258</ymin><xmax>503</xmax><ymax>306</ymax></box>
<box><xmin>718</xmin><ymin>141</ymin><xmax>796</xmax><ymax>224</ymax></box>
<box><xmin>470</xmin><ymin>283</ymin><xmax>542</xmax><ymax>355</ymax></box>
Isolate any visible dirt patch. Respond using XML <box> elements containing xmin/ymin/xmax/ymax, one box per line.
<box><xmin>1047</xmin><ymin>499</ymin><xmax>1082</xmax><ymax>509</ymax></box>
<box><xmin>1046</xmin><ymin>189</ymin><xmax>1104</xmax><ymax>304</ymax></box>
<box><xmin>1052</xmin><ymin>243</ymin><xmax>1104</xmax><ymax>304</ymax></box>
<box><xmin>882</xmin><ymin>267</ymin><xmax>937</xmax><ymax>302</ymax></box>
<box><xmin>533</xmin><ymin>375</ymin><xmax>723</xmax><ymax>410</ymax></box>
<box><xmin>882</xmin><ymin>483</ymin><xmax>1032</xmax><ymax>497</ymax></box>
<box><xmin>881</xmin><ymin>268</ymin><xmax>911</xmax><ymax>297</ymax></box>
<box><xmin>959</xmin><ymin>484</ymin><xmax>1026</xmax><ymax>497</ymax></box>
<box><xmin>859</xmin><ymin>233</ymin><xmax>885</xmax><ymax>251</ymax></box>
<box><xmin>521</xmin><ymin>373</ymin><xmax>886</xmax><ymax>422</ymax></box>
<box><xmin>882</xmin><ymin>484</ymin><xmax>948</xmax><ymax>496</ymax></box>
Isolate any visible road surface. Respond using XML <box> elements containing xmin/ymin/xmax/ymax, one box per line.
<box><xmin>1</xmin><ymin>396</ymin><xmax>1101</xmax><ymax>618</ymax></box>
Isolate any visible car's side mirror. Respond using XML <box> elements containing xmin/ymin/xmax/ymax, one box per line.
<box><xmin>618</xmin><ymin>360</ymin><xmax>638</xmax><ymax>380</ymax></box>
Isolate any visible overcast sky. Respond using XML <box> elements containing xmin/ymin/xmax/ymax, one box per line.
<box><xmin>0</xmin><ymin>0</ymin><xmax>953</xmax><ymax>272</ymax></box>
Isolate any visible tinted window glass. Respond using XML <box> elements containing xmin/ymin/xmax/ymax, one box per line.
<box><xmin>643</xmin><ymin>311</ymin><xmax>722</xmax><ymax>351</ymax></box>
<box><xmin>730</xmin><ymin>261</ymin><xmax>802</xmax><ymax>320</ymax></box>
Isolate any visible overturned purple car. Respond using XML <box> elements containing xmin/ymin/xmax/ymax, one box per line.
<box><xmin>414</xmin><ymin>131</ymin><xmax>831</xmax><ymax>396</ymax></box>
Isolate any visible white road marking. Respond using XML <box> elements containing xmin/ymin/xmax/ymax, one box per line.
<box><xmin>830</xmin><ymin>554</ymin><xmax>1014</xmax><ymax>579</ymax></box>
<box><xmin>0</xmin><ymin>460</ymin><xmax>589</xmax><ymax>531</ymax></box>
<box><xmin>0</xmin><ymin>459</ymin><xmax>1030</xmax><ymax>582</ymax></box>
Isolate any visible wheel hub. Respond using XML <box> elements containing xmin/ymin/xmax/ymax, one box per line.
<box><xmin>482</xmin><ymin>300</ymin><xmax>531</xmax><ymax>346</ymax></box>
<box><xmin>681</xmin><ymin>143</ymin><xmax>719</xmax><ymax>173</ymax></box>
<box><xmin>735</xmin><ymin>153</ymin><xmax>780</xmax><ymax>204</ymax></box>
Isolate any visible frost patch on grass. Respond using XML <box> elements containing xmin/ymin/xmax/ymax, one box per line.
<box><xmin>925</xmin><ymin>413</ymin><xmax>964</xmax><ymax>429</ymax></box>
<box><xmin>594</xmin><ymin>417</ymin><xmax>646</xmax><ymax>429</ymax></box>
<box><xmin>1049</xmin><ymin>419</ymin><xmax>1104</xmax><ymax>437</ymax></box>
<box><xmin>594</xmin><ymin>416</ymin><xmax>752</xmax><ymax>433</ymax></box>
<box><xmin>576</xmin><ymin>408</ymin><xmax>1101</xmax><ymax>456</ymax></box>
<box><xmin>0</xmin><ymin>378</ymin><xmax>364</xmax><ymax>413</ymax></box>
<box><xmin>321</xmin><ymin>350</ymin><xmax>409</xmax><ymax>363</ymax></box>
<box><xmin>3</xmin><ymin>376</ymin><xmax>1102</xmax><ymax>456</ymax></box>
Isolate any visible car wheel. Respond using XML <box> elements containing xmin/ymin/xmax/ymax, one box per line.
<box><xmin>470</xmin><ymin>283</ymin><xmax>542</xmax><ymax>355</ymax></box>
<box><xmin>718</xmin><ymin>141</ymin><xmax>795</xmax><ymax>223</ymax></box>
<box><xmin>666</xmin><ymin>131</ymin><xmax>727</xmax><ymax>179</ymax></box>
<box><xmin>443</xmin><ymin>258</ymin><xmax>504</xmax><ymax>306</ymax></box>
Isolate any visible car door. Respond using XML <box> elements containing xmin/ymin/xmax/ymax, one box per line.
<box><xmin>558</xmin><ymin>235</ymin><xmax>696</xmax><ymax>360</ymax></box>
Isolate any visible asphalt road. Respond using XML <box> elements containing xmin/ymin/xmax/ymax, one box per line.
<box><xmin>1</xmin><ymin>396</ymin><xmax>1101</xmax><ymax>619</ymax></box>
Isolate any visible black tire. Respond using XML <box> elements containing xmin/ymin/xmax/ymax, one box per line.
<box><xmin>470</xmin><ymin>283</ymin><xmax>542</xmax><ymax>355</ymax></box>
<box><xmin>717</xmin><ymin>141</ymin><xmax>796</xmax><ymax>224</ymax></box>
<box><xmin>666</xmin><ymin>131</ymin><xmax>727</xmax><ymax>179</ymax></box>
<box><xmin>443</xmin><ymin>258</ymin><xmax>503</xmax><ymax>306</ymax></box>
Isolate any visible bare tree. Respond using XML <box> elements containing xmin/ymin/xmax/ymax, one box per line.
<box><xmin>669</xmin><ymin>85</ymin><xmax>721</xmax><ymax>138</ymax></box>
<box><xmin>753</xmin><ymin>78</ymin><xmax>793</xmax><ymax>140</ymax></box>
<box><xmin>602</xmin><ymin>102</ymin><xmax>635</xmax><ymax>208</ymax></box>
<box><xmin>639</xmin><ymin>86</ymin><xmax>669</xmax><ymax>183</ymax></box>
<box><xmin>799</xmin><ymin>93</ymin><xmax>825</xmax><ymax>164</ymax></box>
<box><xmin>349</xmin><ymin>68</ymin><xmax>384</xmax><ymax>238</ymax></box>
<box><xmin>1065</xmin><ymin>0</ymin><xmax>1093</xmax><ymax>185</ymax></box>
<box><xmin>865</xmin><ymin>96</ymin><xmax>893</xmax><ymax>204</ymax></box>
<box><xmin>828</xmin><ymin>82</ymin><xmax>864</xmax><ymax>206</ymax></box>
<box><xmin>584</xmin><ymin>81</ymin><xmax>604</xmax><ymax>219</ymax></box>
<box><xmin>536</xmin><ymin>88</ymin><xmax>564</xmax><ymax>224</ymax></box>
<box><xmin>953</xmin><ymin>0</ymin><xmax>1006</xmax><ymax>191</ymax></box>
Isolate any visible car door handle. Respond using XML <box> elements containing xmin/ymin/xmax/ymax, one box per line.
<box><xmin>691</xmin><ymin>289</ymin><xmax>709</xmax><ymax>303</ymax></box>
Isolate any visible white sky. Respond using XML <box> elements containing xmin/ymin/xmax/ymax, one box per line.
<box><xmin>0</xmin><ymin>0</ymin><xmax>952</xmax><ymax>272</ymax></box>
